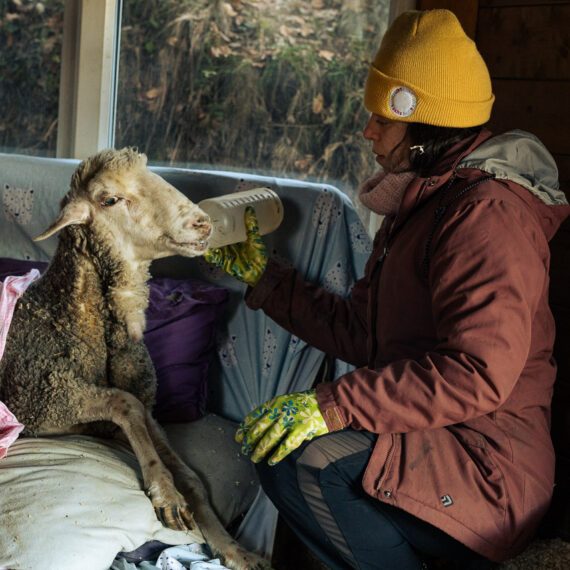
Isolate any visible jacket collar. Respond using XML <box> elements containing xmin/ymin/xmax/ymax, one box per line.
<box><xmin>391</xmin><ymin>129</ymin><xmax>494</xmax><ymax>235</ymax></box>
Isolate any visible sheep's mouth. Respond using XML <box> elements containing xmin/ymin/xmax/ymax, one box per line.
<box><xmin>168</xmin><ymin>238</ymin><xmax>209</xmax><ymax>253</ymax></box>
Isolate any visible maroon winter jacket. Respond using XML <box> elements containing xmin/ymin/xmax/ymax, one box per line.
<box><xmin>246</xmin><ymin>129</ymin><xmax>570</xmax><ymax>561</ymax></box>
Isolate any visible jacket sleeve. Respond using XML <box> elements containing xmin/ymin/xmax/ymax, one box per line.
<box><xmin>317</xmin><ymin>194</ymin><xmax>550</xmax><ymax>433</ymax></box>
<box><xmin>245</xmin><ymin>257</ymin><xmax>370</xmax><ymax>367</ymax></box>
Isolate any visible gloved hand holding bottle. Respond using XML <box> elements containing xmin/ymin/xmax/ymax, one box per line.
<box><xmin>236</xmin><ymin>389</ymin><xmax>335</xmax><ymax>466</ymax></box>
<box><xmin>203</xmin><ymin>206</ymin><xmax>268</xmax><ymax>287</ymax></box>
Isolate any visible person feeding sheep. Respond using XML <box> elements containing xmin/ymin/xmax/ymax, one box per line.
<box><xmin>204</xmin><ymin>9</ymin><xmax>570</xmax><ymax>569</ymax></box>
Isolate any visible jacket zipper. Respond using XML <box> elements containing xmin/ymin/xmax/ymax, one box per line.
<box><xmin>369</xmin><ymin>246</ymin><xmax>397</xmax><ymax>499</ymax></box>
<box><xmin>368</xmin><ymin>172</ymin><xmax>495</xmax><ymax>363</ymax></box>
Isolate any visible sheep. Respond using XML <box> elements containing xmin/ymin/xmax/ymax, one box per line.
<box><xmin>0</xmin><ymin>148</ymin><xmax>271</xmax><ymax>570</ymax></box>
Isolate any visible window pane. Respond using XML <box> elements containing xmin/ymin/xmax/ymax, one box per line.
<box><xmin>0</xmin><ymin>0</ymin><xmax>64</xmax><ymax>156</ymax></box>
<box><xmin>116</xmin><ymin>0</ymin><xmax>389</xmax><ymax>196</ymax></box>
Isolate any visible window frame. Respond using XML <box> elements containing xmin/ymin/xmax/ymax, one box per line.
<box><xmin>56</xmin><ymin>0</ymin><xmax>121</xmax><ymax>159</ymax></box>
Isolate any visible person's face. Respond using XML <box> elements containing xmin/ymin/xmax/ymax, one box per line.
<box><xmin>363</xmin><ymin>114</ymin><xmax>410</xmax><ymax>172</ymax></box>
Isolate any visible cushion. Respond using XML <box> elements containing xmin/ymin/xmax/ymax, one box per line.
<box><xmin>0</xmin><ymin>155</ymin><xmax>75</xmax><ymax>263</ymax></box>
<box><xmin>0</xmin><ymin>256</ymin><xmax>48</xmax><ymax>280</ymax></box>
<box><xmin>0</xmin><ymin>414</ymin><xmax>259</xmax><ymax>570</ymax></box>
<box><xmin>162</xmin><ymin>415</ymin><xmax>259</xmax><ymax>527</ymax></box>
<box><xmin>0</xmin><ymin>258</ymin><xmax>228</xmax><ymax>424</ymax></box>
<box><xmin>0</xmin><ymin>435</ymin><xmax>199</xmax><ymax>570</ymax></box>
<box><xmin>146</xmin><ymin>278</ymin><xmax>228</xmax><ymax>423</ymax></box>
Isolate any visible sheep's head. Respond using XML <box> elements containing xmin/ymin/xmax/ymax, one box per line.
<box><xmin>34</xmin><ymin>148</ymin><xmax>212</xmax><ymax>261</ymax></box>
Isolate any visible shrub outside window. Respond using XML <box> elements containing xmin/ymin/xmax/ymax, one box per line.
<box><xmin>116</xmin><ymin>0</ymin><xmax>390</xmax><ymax>200</ymax></box>
<box><xmin>0</xmin><ymin>0</ymin><xmax>65</xmax><ymax>156</ymax></box>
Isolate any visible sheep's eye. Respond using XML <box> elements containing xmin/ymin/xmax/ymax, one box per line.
<box><xmin>101</xmin><ymin>196</ymin><xmax>120</xmax><ymax>207</ymax></box>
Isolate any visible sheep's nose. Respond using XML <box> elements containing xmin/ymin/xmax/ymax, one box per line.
<box><xmin>185</xmin><ymin>213</ymin><xmax>211</xmax><ymax>230</ymax></box>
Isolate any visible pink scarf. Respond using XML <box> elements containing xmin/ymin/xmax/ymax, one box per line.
<box><xmin>358</xmin><ymin>169</ymin><xmax>416</xmax><ymax>216</ymax></box>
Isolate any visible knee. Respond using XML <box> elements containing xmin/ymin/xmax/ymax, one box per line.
<box><xmin>254</xmin><ymin>453</ymin><xmax>299</xmax><ymax>506</ymax></box>
<box><xmin>255</xmin><ymin>454</ymin><xmax>291</xmax><ymax>489</ymax></box>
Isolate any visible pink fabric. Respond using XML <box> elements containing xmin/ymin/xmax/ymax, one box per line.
<box><xmin>0</xmin><ymin>269</ymin><xmax>40</xmax><ymax>458</ymax></box>
<box><xmin>358</xmin><ymin>169</ymin><xmax>415</xmax><ymax>216</ymax></box>
<box><xmin>0</xmin><ymin>402</ymin><xmax>24</xmax><ymax>459</ymax></box>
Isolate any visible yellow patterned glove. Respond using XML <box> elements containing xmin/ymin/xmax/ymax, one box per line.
<box><xmin>203</xmin><ymin>206</ymin><xmax>268</xmax><ymax>287</ymax></box>
<box><xmin>236</xmin><ymin>390</ymin><xmax>329</xmax><ymax>466</ymax></box>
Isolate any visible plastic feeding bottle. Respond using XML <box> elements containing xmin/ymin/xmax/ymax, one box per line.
<box><xmin>198</xmin><ymin>187</ymin><xmax>284</xmax><ymax>249</ymax></box>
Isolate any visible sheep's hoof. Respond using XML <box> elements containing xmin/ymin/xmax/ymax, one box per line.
<box><xmin>220</xmin><ymin>544</ymin><xmax>274</xmax><ymax>570</ymax></box>
<box><xmin>247</xmin><ymin>557</ymin><xmax>274</xmax><ymax>570</ymax></box>
<box><xmin>156</xmin><ymin>504</ymin><xmax>196</xmax><ymax>532</ymax></box>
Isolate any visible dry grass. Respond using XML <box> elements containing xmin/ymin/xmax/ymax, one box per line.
<box><xmin>2</xmin><ymin>0</ymin><xmax>389</xmax><ymax>199</ymax></box>
<box><xmin>115</xmin><ymin>0</ymin><xmax>390</xmax><ymax>198</ymax></box>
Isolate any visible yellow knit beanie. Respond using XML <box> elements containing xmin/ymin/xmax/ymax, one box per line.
<box><xmin>364</xmin><ymin>9</ymin><xmax>494</xmax><ymax>127</ymax></box>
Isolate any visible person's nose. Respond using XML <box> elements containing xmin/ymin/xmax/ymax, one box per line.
<box><xmin>362</xmin><ymin>116</ymin><xmax>377</xmax><ymax>141</ymax></box>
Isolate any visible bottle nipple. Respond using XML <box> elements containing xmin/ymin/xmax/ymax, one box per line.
<box><xmin>198</xmin><ymin>187</ymin><xmax>284</xmax><ymax>249</ymax></box>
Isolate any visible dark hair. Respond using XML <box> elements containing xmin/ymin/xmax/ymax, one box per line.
<box><xmin>407</xmin><ymin>124</ymin><xmax>483</xmax><ymax>177</ymax></box>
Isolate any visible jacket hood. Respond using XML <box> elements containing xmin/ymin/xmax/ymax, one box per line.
<box><xmin>458</xmin><ymin>129</ymin><xmax>570</xmax><ymax>240</ymax></box>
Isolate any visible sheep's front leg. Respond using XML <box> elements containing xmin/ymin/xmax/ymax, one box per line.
<box><xmin>53</xmin><ymin>386</ymin><xmax>196</xmax><ymax>532</ymax></box>
<box><xmin>144</xmin><ymin>413</ymin><xmax>273</xmax><ymax>570</ymax></box>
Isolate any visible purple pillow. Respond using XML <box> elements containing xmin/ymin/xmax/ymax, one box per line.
<box><xmin>144</xmin><ymin>277</ymin><xmax>228</xmax><ymax>423</ymax></box>
<box><xmin>0</xmin><ymin>258</ymin><xmax>228</xmax><ymax>423</ymax></box>
<box><xmin>0</xmin><ymin>258</ymin><xmax>48</xmax><ymax>281</ymax></box>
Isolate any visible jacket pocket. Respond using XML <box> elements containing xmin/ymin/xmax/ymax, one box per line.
<box><xmin>450</xmin><ymin>426</ymin><xmax>508</xmax><ymax>530</ymax></box>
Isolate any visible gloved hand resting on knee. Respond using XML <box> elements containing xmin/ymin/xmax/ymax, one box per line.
<box><xmin>236</xmin><ymin>389</ymin><xmax>336</xmax><ymax>466</ymax></box>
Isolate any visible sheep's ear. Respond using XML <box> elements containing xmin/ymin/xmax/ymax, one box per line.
<box><xmin>33</xmin><ymin>201</ymin><xmax>91</xmax><ymax>241</ymax></box>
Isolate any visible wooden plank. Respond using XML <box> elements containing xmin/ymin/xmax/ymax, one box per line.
<box><xmin>480</xmin><ymin>0</ymin><xmax>569</xmax><ymax>6</ymax></box>
<box><xmin>477</xmin><ymin>5</ymin><xmax>570</xmax><ymax>80</ymax></box>
<box><xmin>554</xmin><ymin>154</ymin><xmax>570</xmax><ymax>194</ymax></box>
<box><xmin>390</xmin><ymin>0</ymin><xmax>418</xmax><ymax>22</ymax></box>
<box><xmin>550</xmin><ymin>223</ymin><xmax>570</xmax><ymax>409</ymax></box>
<box><xmin>418</xmin><ymin>0</ymin><xmax>478</xmax><ymax>38</ymax></box>
<box><xmin>541</xmin><ymin>200</ymin><xmax>567</xmax><ymax>418</ymax></box>
<box><xmin>488</xmin><ymin>79</ymin><xmax>570</xmax><ymax>155</ymax></box>
<box><xmin>551</xmin><ymin>222</ymin><xmax>570</xmax><ymax>281</ymax></box>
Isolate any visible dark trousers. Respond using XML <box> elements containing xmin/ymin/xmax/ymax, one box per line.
<box><xmin>256</xmin><ymin>430</ymin><xmax>489</xmax><ymax>570</ymax></box>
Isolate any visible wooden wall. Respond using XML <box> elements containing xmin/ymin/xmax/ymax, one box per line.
<box><xmin>420</xmin><ymin>0</ymin><xmax>570</xmax><ymax>538</ymax></box>
<box><xmin>478</xmin><ymin>0</ymin><xmax>570</xmax><ymax>191</ymax></box>
<box><xmin>418</xmin><ymin>0</ymin><xmax>570</xmax><ymax>190</ymax></box>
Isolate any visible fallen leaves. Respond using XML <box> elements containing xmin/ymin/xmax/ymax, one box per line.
<box><xmin>312</xmin><ymin>93</ymin><xmax>324</xmax><ymax>114</ymax></box>
<box><xmin>144</xmin><ymin>87</ymin><xmax>163</xmax><ymax>100</ymax></box>
<box><xmin>318</xmin><ymin>50</ymin><xmax>335</xmax><ymax>61</ymax></box>
<box><xmin>211</xmin><ymin>44</ymin><xmax>233</xmax><ymax>58</ymax></box>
